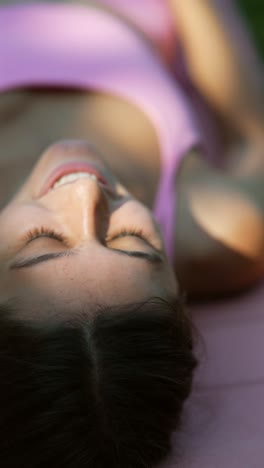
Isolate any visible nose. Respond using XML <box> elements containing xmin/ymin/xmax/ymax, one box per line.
<box><xmin>45</xmin><ymin>177</ymin><xmax>110</xmax><ymax>244</ymax></box>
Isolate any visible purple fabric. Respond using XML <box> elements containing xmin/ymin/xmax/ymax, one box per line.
<box><xmin>172</xmin><ymin>46</ymin><xmax>225</xmax><ymax>167</ymax></box>
<box><xmin>0</xmin><ymin>2</ymin><xmax>201</xmax><ymax>261</ymax></box>
<box><xmin>2</xmin><ymin>4</ymin><xmax>264</xmax><ymax>467</ymax></box>
<box><xmin>97</xmin><ymin>0</ymin><xmax>175</xmax><ymax>61</ymax></box>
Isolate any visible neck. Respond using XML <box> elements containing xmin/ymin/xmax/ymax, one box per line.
<box><xmin>0</xmin><ymin>89</ymin><xmax>161</xmax><ymax>210</ymax></box>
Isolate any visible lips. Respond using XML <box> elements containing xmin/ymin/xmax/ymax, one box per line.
<box><xmin>39</xmin><ymin>162</ymin><xmax>111</xmax><ymax>197</ymax></box>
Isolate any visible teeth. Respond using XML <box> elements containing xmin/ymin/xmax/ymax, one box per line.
<box><xmin>53</xmin><ymin>172</ymin><xmax>98</xmax><ymax>189</ymax></box>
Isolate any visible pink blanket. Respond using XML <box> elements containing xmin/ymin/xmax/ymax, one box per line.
<box><xmin>164</xmin><ymin>280</ymin><xmax>264</xmax><ymax>467</ymax></box>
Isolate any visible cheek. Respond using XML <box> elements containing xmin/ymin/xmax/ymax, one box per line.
<box><xmin>110</xmin><ymin>200</ymin><xmax>152</xmax><ymax>225</ymax></box>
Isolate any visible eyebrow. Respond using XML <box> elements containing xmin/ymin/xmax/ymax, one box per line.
<box><xmin>10</xmin><ymin>248</ymin><xmax>163</xmax><ymax>270</ymax></box>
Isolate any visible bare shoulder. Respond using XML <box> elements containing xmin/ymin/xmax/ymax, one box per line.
<box><xmin>173</xmin><ymin>151</ymin><xmax>264</xmax><ymax>298</ymax></box>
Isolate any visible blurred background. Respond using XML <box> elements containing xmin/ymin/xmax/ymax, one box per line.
<box><xmin>239</xmin><ymin>0</ymin><xmax>264</xmax><ymax>56</ymax></box>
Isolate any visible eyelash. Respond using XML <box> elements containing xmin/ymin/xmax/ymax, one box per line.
<box><xmin>107</xmin><ymin>228</ymin><xmax>156</xmax><ymax>248</ymax></box>
<box><xmin>25</xmin><ymin>226</ymin><xmax>68</xmax><ymax>244</ymax></box>
<box><xmin>24</xmin><ymin>226</ymin><xmax>152</xmax><ymax>246</ymax></box>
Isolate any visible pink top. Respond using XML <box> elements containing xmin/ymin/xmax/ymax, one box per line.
<box><xmin>97</xmin><ymin>0</ymin><xmax>176</xmax><ymax>62</ymax></box>
<box><xmin>0</xmin><ymin>2</ymin><xmax>201</xmax><ymax>261</ymax></box>
<box><xmin>2</xmin><ymin>6</ymin><xmax>264</xmax><ymax>468</ymax></box>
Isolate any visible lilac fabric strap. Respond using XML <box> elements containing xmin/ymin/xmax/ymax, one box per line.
<box><xmin>0</xmin><ymin>3</ymin><xmax>201</xmax><ymax>261</ymax></box>
<box><xmin>97</xmin><ymin>0</ymin><xmax>176</xmax><ymax>61</ymax></box>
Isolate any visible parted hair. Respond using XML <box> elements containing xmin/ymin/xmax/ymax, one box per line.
<box><xmin>0</xmin><ymin>296</ymin><xmax>197</xmax><ymax>468</ymax></box>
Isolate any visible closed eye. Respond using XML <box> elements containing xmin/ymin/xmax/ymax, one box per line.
<box><xmin>110</xmin><ymin>226</ymin><xmax>164</xmax><ymax>252</ymax></box>
<box><xmin>23</xmin><ymin>226</ymin><xmax>68</xmax><ymax>245</ymax></box>
<box><xmin>11</xmin><ymin>226</ymin><xmax>164</xmax><ymax>269</ymax></box>
<box><xmin>23</xmin><ymin>226</ymin><xmax>161</xmax><ymax>253</ymax></box>
<box><xmin>106</xmin><ymin>227</ymin><xmax>159</xmax><ymax>251</ymax></box>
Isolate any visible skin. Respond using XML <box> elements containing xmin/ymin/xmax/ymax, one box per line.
<box><xmin>169</xmin><ymin>0</ymin><xmax>264</xmax><ymax>142</ymax></box>
<box><xmin>168</xmin><ymin>0</ymin><xmax>264</xmax><ymax>296</ymax></box>
<box><xmin>0</xmin><ymin>138</ymin><xmax>178</xmax><ymax>319</ymax></box>
<box><xmin>0</xmin><ymin>0</ymin><xmax>264</xmax><ymax>305</ymax></box>
<box><xmin>0</xmin><ymin>0</ymin><xmax>178</xmax><ymax>315</ymax></box>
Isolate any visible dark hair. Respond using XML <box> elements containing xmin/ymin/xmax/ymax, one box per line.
<box><xmin>0</xmin><ymin>296</ymin><xmax>197</xmax><ymax>468</ymax></box>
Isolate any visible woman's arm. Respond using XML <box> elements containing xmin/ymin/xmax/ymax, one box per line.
<box><xmin>169</xmin><ymin>0</ymin><xmax>264</xmax><ymax>143</ymax></box>
<box><xmin>174</xmin><ymin>150</ymin><xmax>264</xmax><ymax>298</ymax></box>
<box><xmin>167</xmin><ymin>1</ymin><xmax>264</xmax><ymax>297</ymax></box>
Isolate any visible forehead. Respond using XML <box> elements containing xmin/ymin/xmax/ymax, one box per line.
<box><xmin>0</xmin><ymin>248</ymin><xmax>176</xmax><ymax>322</ymax></box>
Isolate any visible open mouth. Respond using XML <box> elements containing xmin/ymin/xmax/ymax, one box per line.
<box><xmin>52</xmin><ymin>171</ymin><xmax>101</xmax><ymax>189</ymax></box>
<box><xmin>40</xmin><ymin>162</ymin><xmax>111</xmax><ymax>197</ymax></box>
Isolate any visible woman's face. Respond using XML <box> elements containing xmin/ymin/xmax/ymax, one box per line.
<box><xmin>0</xmin><ymin>140</ymin><xmax>177</xmax><ymax>322</ymax></box>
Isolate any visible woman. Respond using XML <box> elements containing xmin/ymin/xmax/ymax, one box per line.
<box><xmin>0</xmin><ymin>1</ymin><xmax>263</xmax><ymax>467</ymax></box>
